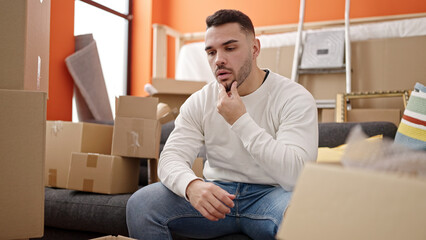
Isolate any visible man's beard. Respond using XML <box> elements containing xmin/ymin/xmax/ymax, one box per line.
<box><xmin>223</xmin><ymin>55</ymin><xmax>252</xmax><ymax>92</ymax></box>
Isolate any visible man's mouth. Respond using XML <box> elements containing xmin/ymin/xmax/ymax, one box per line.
<box><xmin>216</xmin><ymin>69</ymin><xmax>232</xmax><ymax>81</ymax></box>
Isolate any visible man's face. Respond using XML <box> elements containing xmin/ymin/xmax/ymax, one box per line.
<box><xmin>205</xmin><ymin>23</ymin><xmax>254</xmax><ymax>92</ymax></box>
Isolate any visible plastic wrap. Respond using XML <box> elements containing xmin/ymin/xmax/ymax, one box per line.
<box><xmin>341</xmin><ymin>125</ymin><xmax>426</xmax><ymax>177</ymax></box>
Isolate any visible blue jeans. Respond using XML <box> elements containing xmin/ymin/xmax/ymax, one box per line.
<box><xmin>126</xmin><ymin>181</ymin><xmax>292</xmax><ymax>240</ymax></box>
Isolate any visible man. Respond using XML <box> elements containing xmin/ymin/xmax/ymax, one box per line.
<box><xmin>127</xmin><ymin>9</ymin><xmax>318</xmax><ymax>240</ymax></box>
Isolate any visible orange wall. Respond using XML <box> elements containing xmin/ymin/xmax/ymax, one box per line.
<box><xmin>162</xmin><ymin>0</ymin><xmax>426</xmax><ymax>32</ymax></box>
<box><xmin>130</xmin><ymin>0</ymin><xmax>175</xmax><ymax>96</ymax></box>
<box><xmin>131</xmin><ymin>0</ymin><xmax>426</xmax><ymax>86</ymax></box>
<box><xmin>47</xmin><ymin>0</ymin><xmax>74</xmax><ymax>121</ymax></box>
<box><xmin>49</xmin><ymin>1</ymin><xmax>426</xmax><ymax>116</ymax></box>
<box><xmin>130</xmin><ymin>0</ymin><xmax>153</xmax><ymax>96</ymax></box>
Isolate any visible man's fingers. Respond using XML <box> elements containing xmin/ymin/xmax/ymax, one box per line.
<box><xmin>230</xmin><ymin>81</ymin><xmax>239</xmax><ymax>96</ymax></box>
<box><xmin>218</xmin><ymin>194</ymin><xmax>236</xmax><ymax>208</ymax></box>
<box><xmin>206</xmin><ymin>188</ymin><xmax>232</xmax><ymax>215</ymax></box>
<box><xmin>218</xmin><ymin>83</ymin><xmax>227</xmax><ymax>97</ymax></box>
<box><xmin>199</xmin><ymin>206</ymin><xmax>219</xmax><ymax>221</ymax></box>
<box><xmin>202</xmin><ymin>185</ymin><xmax>234</xmax><ymax>220</ymax></box>
<box><xmin>212</xmin><ymin>186</ymin><xmax>236</xmax><ymax>208</ymax></box>
<box><xmin>209</xmin><ymin>197</ymin><xmax>231</xmax><ymax>215</ymax></box>
<box><xmin>204</xmin><ymin>201</ymin><xmax>228</xmax><ymax>219</ymax></box>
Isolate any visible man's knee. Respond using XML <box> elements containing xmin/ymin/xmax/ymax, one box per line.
<box><xmin>243</xmin><ymin>219</ymin><xmax>279</xmax><ymax>240</ymax></box>
<box><xmin>126</xmin><ymin>183</ymin><xmax>164</xmax><ymax>222</ymax></box>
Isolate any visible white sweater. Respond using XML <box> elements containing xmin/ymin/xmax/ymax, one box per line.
<box><xmin>158</xmin><ymin>71</ymin><xmax>318</xmax><ymax>198</ymax></box>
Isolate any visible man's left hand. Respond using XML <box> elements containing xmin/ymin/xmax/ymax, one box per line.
<box><xmin>217</xmin><ymin>81</ymin><xmax>246</xmax><ymax>125</ymax></box>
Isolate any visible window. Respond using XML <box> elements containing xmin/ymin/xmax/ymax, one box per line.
<box><xmin>73</xmin><ymin>0</ymin><xmax>130</xmax><ymax>121</ymax></box>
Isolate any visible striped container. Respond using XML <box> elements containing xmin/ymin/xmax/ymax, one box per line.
<box><xmin>394</xmin><ymin>82</ymin><xmax>426</xmax><ymax>150</ymax></box>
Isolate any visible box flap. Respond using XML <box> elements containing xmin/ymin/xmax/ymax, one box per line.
<box><xmin>116</xmin><ymin>96</ymin><xmax>158</xmax><ymax>119</ymax></box>
<box><xmin>157</xmin><ymin>102</ymin><xmax>178</xmax><ymax>124</ymax></box>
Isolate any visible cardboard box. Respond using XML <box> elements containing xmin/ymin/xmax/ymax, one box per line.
<box><xmin>351</xmin><ymin>35</ymin><xmax>426</xmax><ymax>111</ymax></box>
<box><xmin>67</xmin><ymin>153</ymin><xmax>140</xmax><ymax>194</ymax></box>
<box><xmin>152</xmin><ymin>78</ymin><xmax>205</xmax><ymax>111</ymax></box>
<box><xmin>321</xmin><ymin>108</ymin><xmax>401</xmax><ymax>126</ymax></box>
<box><xmin>347</xmin><ymin>108</ymin><xmax>401</xmax><ymax>126</ymax></box>
<box><xmin>91</xmin><ymin>235</ymin><xmax>136</xmax><ymax>240</ymax></box>
<box><xmin>45</xmin><ymin>121</ymin><xmax>113</xmax><ymax>188</ymax></box>
<box><xmin>0</xmin><ymin>0</ymin><xmax>50</xmax><ymax>93</ymax></box>
<box><xmin>277</xmin><ymin>164</ymin><xmax>426</xmax><ymax>240</ymax></box>
<box><xmin>0</xmin><ymin>89</ymin><xmax>46</xmax><ymax>239</ymax></box>
<box><xmin>112</xmin><ymin>96</ymin><xmax>162</xmax><ymax>159</ymax></box>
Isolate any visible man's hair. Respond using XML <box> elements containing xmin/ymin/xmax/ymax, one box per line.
<box><xmin>206</xmin><ymin>9</ymin><xmax>255</xmax><ymax>36</ymax></box>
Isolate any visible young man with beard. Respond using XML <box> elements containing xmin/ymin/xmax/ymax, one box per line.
<box><xmin>126</xmin><ymin>9</ymin><xmax>318</xmax><ymax>240</ymax></box>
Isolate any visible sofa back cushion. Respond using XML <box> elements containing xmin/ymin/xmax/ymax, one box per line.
<box><xmin>318</xmin><ymin>122</ymin><xmax>397</xmax><ymax>148</ymax></box>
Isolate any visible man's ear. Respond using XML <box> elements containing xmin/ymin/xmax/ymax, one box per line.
<box><xmin>253</xmin><ymin>38</ymin><xmax>261</xmax><ymax>59</ymax></box>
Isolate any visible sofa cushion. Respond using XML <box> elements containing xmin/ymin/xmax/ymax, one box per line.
<box><xmin>44</xmin><ymin>187</ymin><xmax>131</xmax><ymax>236</ymax></box>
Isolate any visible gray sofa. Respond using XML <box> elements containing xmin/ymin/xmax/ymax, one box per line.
<box><xmin>33</xmin><ymin>121</ymin><xmax>397</xmax><ymax>240</ymax></box>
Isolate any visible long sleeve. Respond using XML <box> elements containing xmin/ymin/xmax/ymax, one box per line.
<box><xmin>158</xmin><ymin>93</ymin><xmax>205</xmax><ymax>198</ymax></box>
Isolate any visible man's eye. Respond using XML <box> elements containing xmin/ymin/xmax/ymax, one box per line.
<box><xmin>207</xmin><ymin>51</ymin><xmax>216</xmax><ymax>56</ymax></box>
<box><xmin>226</xmin><ymin>47</ymin><xmax>235</xmax><ymax>51</ymax></box>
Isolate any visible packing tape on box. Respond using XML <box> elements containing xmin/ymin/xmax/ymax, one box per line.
<box><xmin>86</xmin><ymin>154</ymin><xmax>98</xmax><ymax>168</ymax></box>
<box><xmin>48</xmin><ymin>169</ymin><xmax>57</xmax><ymax>187</ymax></box>
<box><xmin>125</xmin><ymin>118</ymin><xmax>144</xmax><ymax>155</ymax></box>
<box><xmin>127</xmin><ymin>130</ymin><xmax>142</xmax><ymax>155</ymax></box>
<box><xmin>50</xmin><ymin>121</ymin><xmax>63</xmax><ymax>136</ymax></box>
<box><xmin>83</xmin><ymin>179</ymin><xmax>94</xmax><ymax>192</ymax></box>
<box><xmin>37</xmin><ymin>56</ymin><xmax>41</xmax><ymax>90</ymax></box>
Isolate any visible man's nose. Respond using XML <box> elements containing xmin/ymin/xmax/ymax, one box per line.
<box><xmin>215</xmin><ymin>51</ymin><xmax>226</xmax><ymax>66</ymax></box>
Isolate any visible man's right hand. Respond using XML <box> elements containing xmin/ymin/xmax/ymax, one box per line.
<box><xmin>186</xmin><ymin>179</ymin><xmax>236</xmax><ymax>221</ymax></box>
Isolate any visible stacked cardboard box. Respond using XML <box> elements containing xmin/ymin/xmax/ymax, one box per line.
<box><xmin>0</xmin><ymin>90</ymin><xmax>47</xmax><ymax>239</ymax></box>
<box><xmin>112</xmin><ymin>96</ymin><xmax>162</xmax><ymax>159</ymax></box>
<box><xmin>0</xmin><ymin>0</ymin><xmax>50</xmax><ymax>239</ymax></box>
<box><xmin>112</xmin><ymin>96</ymin><xmax>176</xmax><ymax>184</ymax></box>
<box><xmin>44</xmin><ymin>97</ymin><xmax>175</xmax><ymax>194</ymax></box>
<box><xmin>151</xmin><ymin>77</ymin><xmax>205</xmax><ymax>112</ymax></box>
<box><xmin>67</xmin><ymin>153</ymin><xmax>140</xmax><ymax>194</ymax></box>
<box><xmin>0</xmin><ymin>0</ymin><xmax>50</xmax><ymax>94</ymax></box>
<box><xmin>44</xmin><ymin>120</ymin><xmax>140</xmax><ymax>194</ymax></box>
<box><xmin>45</xmin><ymin>121</ymin><xmax>114</xmax><ymax>188</ymax></box>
